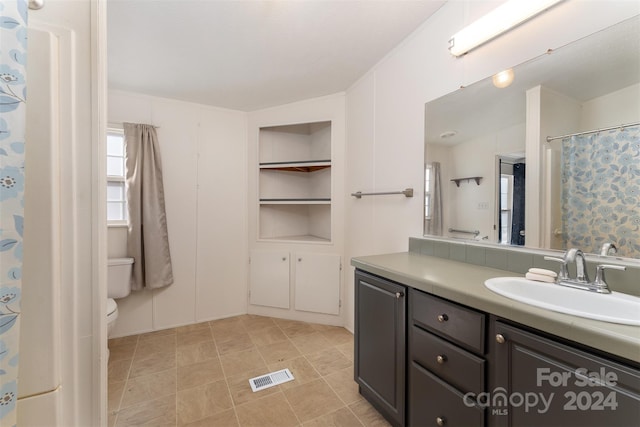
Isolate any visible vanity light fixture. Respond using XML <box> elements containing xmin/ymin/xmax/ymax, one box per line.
<box><xmin>448</xmin><ymin>0</ymin><xmax>563</xmax><ymax>57</ymax></box>
<box><xmin>492</xmin><ymin>68</ymin><xmax>515</xmax><ymax>88</ymax></box>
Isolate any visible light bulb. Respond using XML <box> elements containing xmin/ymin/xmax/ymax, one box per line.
<box><xmin>492</xmin><ymin>69</ymin><xmax>515</xmax><ymax>88</ymax></box>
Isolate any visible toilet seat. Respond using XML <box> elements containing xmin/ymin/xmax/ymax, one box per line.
<box><xmin>107</xmin><ymin>298</ymin><xmax>118</xmax><ymax>319</ymax></box>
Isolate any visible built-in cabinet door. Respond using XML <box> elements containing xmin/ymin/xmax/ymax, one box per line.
<box><xmin>490</xmin><ymin>320</ymin><xmax>640</xmax><ymax>427</ymax></box>
<box><xmin>249</xmin><ymin>250</ymin><xmax>290</xmax><ymax>309</ymax></box>
<box><xmin>294</xmin><ymin>253</ymin><xmax>341</xmax><ymax>315</ymax></box>
<box><xmin>355</xmin><ymin>270</ymin><xmax>406</xmax><ymax>427</ymax></box>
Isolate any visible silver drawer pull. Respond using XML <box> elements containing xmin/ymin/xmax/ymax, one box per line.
<box><xmin>436</xmin><ymin>355</ymin><xmax>447</xmax><ymax>364</ymax></box>
<box><xmin>436</xmin><ymin>416</ymin><xmax>446</xmax><ymax>426</ymax></box>
<box><xmin>395</xmin><ymin>292</ymin><xmax>404</xmax><ymax>299</ymax></box>
<box><xmin>437</xmin><ymin>314</ymin><xmax>448</xmax><ymax>323</ymax></box>
<box><xmin>496</xmin><ymin>334</ymin><xmax>506</xmax><ymax>344</ymax></box>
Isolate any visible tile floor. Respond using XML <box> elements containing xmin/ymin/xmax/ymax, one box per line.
<box><xmin>108</xmin><ymin>314</ymin><xmax>391</xmax><ymax>426</ymax></box>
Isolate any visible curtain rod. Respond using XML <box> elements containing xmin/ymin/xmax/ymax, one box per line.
<box><xmin>546</xmin><ymin>121</ymin><xmax>640</xmax><ymax>142</ymax></box>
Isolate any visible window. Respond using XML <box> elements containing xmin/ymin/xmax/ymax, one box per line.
<box><xmin>107</xmin><ymin>129</ymin><xmax>127</xmax><ymax>224</ymax></box>
<box><xmin>425</xmin><ymin>165</ymin><xmax>432</xmax><ymax>219</ymax></box>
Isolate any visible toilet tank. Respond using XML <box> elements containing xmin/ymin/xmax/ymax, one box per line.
<box><xmin>108</xmin><ymin>257</ymin><xmax>134</xmax><ymax>299</ymax></box>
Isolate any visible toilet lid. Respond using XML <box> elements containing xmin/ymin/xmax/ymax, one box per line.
<box><xmin>107</xmin><ymin>298</ymin><xmax>117</xmax><ymax>316</ymax></box>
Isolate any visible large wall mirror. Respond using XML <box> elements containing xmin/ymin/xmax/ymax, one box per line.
<box><xmin>424</xmin><ymin>16</ymin><xmax>639</xmax><ymax>260</ymax></box>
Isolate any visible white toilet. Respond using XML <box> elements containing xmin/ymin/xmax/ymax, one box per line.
<box><xmin>107</xmin><ymin>257</ymin><xmax>134</xmax><ymax>337</ymax></box>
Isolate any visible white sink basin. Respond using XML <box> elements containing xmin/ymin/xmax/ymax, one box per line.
<box><xmin>485</xmin><ymin>277</ymin><xmax>640</xmax><ymax>326</ymax></box>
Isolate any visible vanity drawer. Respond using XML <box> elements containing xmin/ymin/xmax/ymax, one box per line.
<box><xmin>411</xmin><ymin>289</ymin><xmax>486</xmax><ymax>354</ymax></box>
<box><xmin>409</xmin><ymin>361</ymin><xmax>484</xmax><ymax>427</ymax></box>
<box><xmin>411</xmin><ymin>325</ymin><xmax>485</xmax><ymax>394</ymax></box>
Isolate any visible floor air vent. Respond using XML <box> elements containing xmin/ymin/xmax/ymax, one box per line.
<box><xmin>249</xmin><ymin>368</ymin><xmax>294</xmax><ymax>392</ymax></box>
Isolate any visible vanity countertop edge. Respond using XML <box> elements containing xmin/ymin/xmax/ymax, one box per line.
<box><xmin>351</xmin><ymin>251</ymin><xmax>640</xmax><ymax>363</ymax></box>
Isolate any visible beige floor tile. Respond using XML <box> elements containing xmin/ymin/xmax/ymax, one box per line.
<box><xmin>247</xmin><ymin>326</ymin><xmax>288</xmax><ymax>347</ymax></box>
<box><xmin>268</xmin><ymin>356</ymin><xmax>320</xmax><ymax>390</ymax></box>
<box><xmin>109</xmin><ymin>359</ymin><xmax>132</xmax><ymax>383</ymax></box>
<box><xmin>137</xmin><ymin>328</ymin><xmax>176</xmax><ymax>342</ymax></box>
<box><xmin>306</xmin><ymin>348</ymin><xmax>352</xmax><ymax>377</ymax></box>
<box><xmin>235</xmin><ymin>392</ymin><xmax>299</xmax><ymax>427</ymax></box>
<box><xmin>290</xmin><ymin>332</ymin><xmax>332</xmax><ymax>355</ymax></box>
<box><xmin>240</xmin><ymin>314</ymin><xmax>278</xmax><ymax>331</ymax></box>
<box><xmin>130</xmin><ymin>351</ymin><xmax>176</xmax><ymax>378</ymax></box>
<box><xmin>108</xmin><ymin>412</ymin><xmax>117</xmax><ymax>427</ymax></box>
<box><xmin>209</xmin><ymin>316</ymin><xmax>246</xmax><ymax>331</ymax></box>
<box><xmin>335</xmin><ymin>341</ymin><xmax>354</xmax><ymax>362</ymax></box>
<box><xmin>120</xmin><ymin>368</ymin><xmax>177</xmax><ymax>409</ymax></box>
<box><xmin>177</xmin><ymin>379</ymin><xmax>233</xmax><ymax>425</ymax></box>
<box><xmin>227</xmin><ymin>368</ymin><xmax>281</xmax><ymax>406</ymax></box>
<box><xmin>284</xmin><ymin>378</ymin><xmax>344</xmax><ymax>423</ymax></box>
<box><xmin>115</xmin><ymin>394</ymin><xmax>176</xmax><ymax>427</ymax></box>
<box><xmin>177</xmin><ymin>328</ymin><xmax>213</xmax><ymax>348</ymax></box>
<box><xmin>272</xmin><ymin>317</ymin><xmax>303</xmax><ymax>330</ymax></box>
<box><xmin>109</xmin><ymin>335</ymin><xmax>139</xmax><ymax>347</ymax></box>
<box><xmin>319</xmin><ymin>327</ymin><xmax>353</xmax><ymax>346</ymax></box>
<box><xmin>303</xmin><ymin>407</ymin><xmax>364</xmax><ymax>427</ymax></box>
<box><xmin>176</xmin><ymin>321</ymin><xmax>210</xmax><ymax>334</ymax></box>
<box><xmin>177</xmin><ymin>341</ymin><xmax>218</xmax><ymax>367</ymax></box>
<box><xmin>108</xmin><ymin>380</ymin><xmax>126</xmax><ymax>413</ymax></box>
<box><xmin>349</xmin><ymin>400</ymin><xmax>391</xmax><ymax>427</ymax></box>
<box><xmin>281</xmin><ymin>322</ymin><xmax>317</xmax><ymax>338</ymax></box>
<box><xmin>257</xmin><ymin>340</ymin><xmax>301</xmax><ymax>365</ymax></box>
<box><xmin>181</xmin><ymin>408</ymin><xmax>239</xmax><ymax>427</ymax></box>
<box><xmin>217</xmin><ymin>332</ymin><xmax>255</xmax><ymax>355</ymax></box>
<box><xmin>177</xmin><ymin>358</ymin><xmax>224</xmax><ymax>391</ymax></box>
<box><xmin>220</xmin><ymin>348</ymin><xmax>267</xmax><ymax>377</ymax></box>
<box><xmin>133</xmin><ymin>334</ymin><xmax>176</xmax><ymax>361</ymax></box>
<box><xmin>324</xmin><ymin>367</ymin><xmax>362</xmax><ymax>405</ymax></box>
<box><xmin>108</xmin><ymin>341</ymin><xmax>138</xmax><ymax>363</ymax></box>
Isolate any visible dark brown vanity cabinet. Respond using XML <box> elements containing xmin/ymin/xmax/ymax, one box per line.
<box><xmin>490</xmin><ymin>321</ymin><xmax>640</xmax><ymax>427</ymax></box>
<box><xmin>354</xmin><ymin>270</ymin><xmax>407</xmax><ymax>427</ymax></box>
<box><xmin>409</xmin><ymin>289</ymin><xmax>487</xmax><ymax>427</ymax></box>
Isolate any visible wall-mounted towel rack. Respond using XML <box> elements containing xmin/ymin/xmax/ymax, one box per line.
<box><xmin>448</xmin><ymin>227</ymin><xmax>480</xmax><ymax>237</ymax></box>
<box><xmin>351</xmin><ymin>188</ymin><xmax>414</xmax><ymax>199</ymax></box>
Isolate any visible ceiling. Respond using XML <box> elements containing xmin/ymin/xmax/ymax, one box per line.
<box><xmin>108</xmin><ymin>0</ymin><xmax>445</xmax><ymax>112</ymax></box>
<box><xmin>425</xmin><ymin>16</ymin><xmax>640</xmax><ymax>146</ymax></box>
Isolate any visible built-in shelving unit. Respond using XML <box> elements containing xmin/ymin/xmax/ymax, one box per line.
<box><xmin>258</xmin><ymin>121</ymin><xmax>332</xmax><ymax>242</ymax></box>
<box><xmin>451</xmin><ymin>176</ymin><xmax>482</xmax><ymax>187</ymax></box>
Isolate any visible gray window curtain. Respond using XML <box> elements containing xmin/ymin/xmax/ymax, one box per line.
<box><xmin>124</xmin><ymin>123</ymin><xmax>174</xmax><ymax>290</ymax></box>
<box><xmin>426</xmin><ymin>162</ymin><xmax>443</xmax><ymax>236</ymax></box>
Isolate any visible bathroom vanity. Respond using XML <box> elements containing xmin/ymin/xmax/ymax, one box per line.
<box><xmin>352</xmin><ymin>252</ymin><xmax>640</xmax><ymax>427</ymax></box>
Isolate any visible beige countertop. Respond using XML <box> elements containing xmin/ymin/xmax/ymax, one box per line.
<box><xmin>351</xmin><ymin>252</ymin><xmax>640</xmax><ymax>363</ymax></box>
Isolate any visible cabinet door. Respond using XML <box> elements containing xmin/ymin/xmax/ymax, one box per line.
<box><xmin>490</xmin><ymin>320</ymin><xmax>640</xmax><ymax>427</ymax></box>
<box><xmin>294</xmin><ymin>253</ymin><xmax>340</xmax><ymax>315</ymax></box>
<box><xmin>249</xmin><ymin>251</ymin><xmax>290</xmax><ymax>309</ymax></box>
<box><xmin>355</xmin><ymin>270</ymin><xmax>406</xmax><ymax>427</ymax></box>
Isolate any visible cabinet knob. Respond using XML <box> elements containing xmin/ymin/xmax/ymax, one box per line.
<box><xmin>436</xmin><ymin>416</ymin><xmax>446</xmax><ymax>426</ymax></box>
<box><xmin>496</xmin><ymin>334</ymin><xmax>506</xmax><ymax>344</ymax></box>
<box><xmin>436</xmin><ymin>355</ymin><xmax>447</xmax><ymax>364</ymax></box>
<box><xmin>282</xmin><ymin>257</ymin><xmax>287</xmax><ymax>261</ymax></box>
<box><xmin>437</xmin><ymin>314</ymin><xmax>448</xmax><ymax>323</ymax></box>
<box><xmin>395</xmin><ymin>292</ymin><xmax>404</xmax><ymax>299</ymax></box>
<box><xmin>298</xmin><ymin>258</ymin><xmax>302</xmax><ymax>262</ymax></box>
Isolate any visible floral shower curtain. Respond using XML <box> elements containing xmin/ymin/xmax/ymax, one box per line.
<box><xmin>0</xmin><ymin>0</ymin><xmax>28</xmax><ymax>424</ymax></box>
<box><xmin>561</xmin><ymin>125</ymin><xmax>640</xmax><ymax>257</ymax></box>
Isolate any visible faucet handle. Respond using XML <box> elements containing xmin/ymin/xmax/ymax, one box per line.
<box><xmin>544</xmin><ymin>256</ymin><xmax>569</xmax><ymax>281</ymax></box>
<box><xmin>600</xmin><ymin>243</ymin><xmax>617</xmax><ymax>257</ymax></box>
<box><xmin>593</xmin><ymin>264</ymin><xmax>626</xmax><ymax>293</ymax></box>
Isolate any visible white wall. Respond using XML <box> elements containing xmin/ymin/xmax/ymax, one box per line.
<box><xmin>344</xmin><ymin>1</ymin><xmax>640</xmax><ymax>331</ymax></box>
<box><xmin>108</xmin><ymin>90</ymin><xmax>248</xmax><ymax>336</ymax></box>
<box><xmin>581</xmin><ymin>83</ymin><xmax>640</xmax><ymax>130</ymax></box>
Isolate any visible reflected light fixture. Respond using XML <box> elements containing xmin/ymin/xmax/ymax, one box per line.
<box><xmin>449</xmin><ymin>0</ymin><xmax>563</xmax><ymax>57</ymax></box>
<box><xmin>492</xmin><ymin>68</ymin><xmax>515</xmax><ymax>88</ymax></box>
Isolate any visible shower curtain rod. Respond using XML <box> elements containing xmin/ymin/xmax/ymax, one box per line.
<box><xmin>546</xmin><ymin>121</ymin><xmax>640</xmax><ymax>142</ymax></box>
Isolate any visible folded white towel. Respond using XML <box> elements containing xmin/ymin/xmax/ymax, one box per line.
<box><xmin>528</xmin><ymin>268</ymin><xmax>557</xmax><ymax>278</ymax></box>
<box><xmin>525</xmin><ymin>272</ymin><xmax>556</xmax><ymax>283</ymax></box>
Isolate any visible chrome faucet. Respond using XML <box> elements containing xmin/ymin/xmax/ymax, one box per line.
<box><xmin>600</xmin><ymin>242</ymin><xmax>617</xmax><ymax>256</ymax></box>
<box><xmin>563</xmin><ymin>248</ymin><xmax>589</xmax><ymax>283</ymax></box>
<box><xmin>544</xmin><ymin>248</ymin><xmax>626</xmax><ymax>294</ymax></box>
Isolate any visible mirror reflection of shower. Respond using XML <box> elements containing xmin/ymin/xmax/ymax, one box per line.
<box><xmin>497</xmin><ymin>155</ymin><xmax>525</xmax><ymax>246</ymax></box>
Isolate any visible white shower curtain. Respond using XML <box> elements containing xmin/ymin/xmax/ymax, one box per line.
<box><xmin>124</xmin><ymin>123</ymin><xmax>174</xmax><ymax>290</ymax></box>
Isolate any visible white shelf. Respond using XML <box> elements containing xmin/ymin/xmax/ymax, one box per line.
<box><xmin>260</xmin><ymin>160</ymin><xmax>331</xmax><ymax>172</ymax></box>
<box><xmin>258</xmin><ymin>234</ymin><xmax>331</xmax><ymax>243</ymax></box>
<box><xmin>260</xmin><ymin>199</ymin><xmax>331</xmax><ymax>205</ymax></box>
